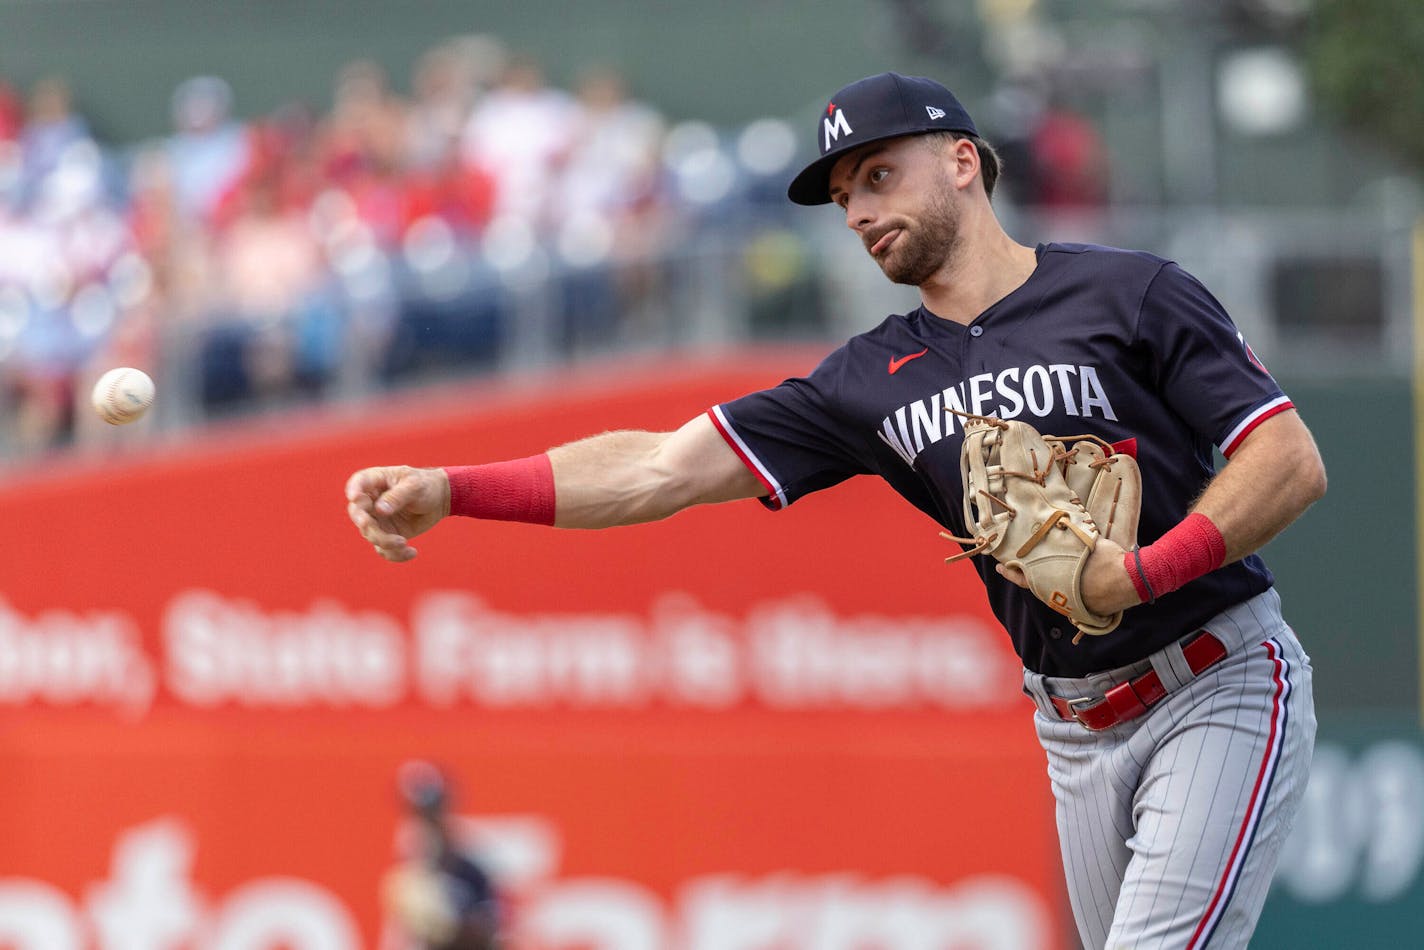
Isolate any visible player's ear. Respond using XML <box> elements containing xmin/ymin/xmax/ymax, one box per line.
<box><xmin>951</xmin><ymin>137</ymin><xmax>982</xmax><ymax>192</ymax></box>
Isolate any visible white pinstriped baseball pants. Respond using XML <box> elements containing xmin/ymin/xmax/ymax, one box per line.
<box><xmin>1022</xmin><ymin>589</ymin><xmax>1316</xmax><ymax>949</ymax></box>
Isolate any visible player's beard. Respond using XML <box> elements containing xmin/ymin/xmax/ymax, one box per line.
<box><xmin>872</xmin><ymin>186</ymin><xmax>962</xmax><ymax>287</ymax></box>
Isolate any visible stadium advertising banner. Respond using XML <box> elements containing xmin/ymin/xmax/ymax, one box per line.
<box><xmin>0</xmin><ymin>354</ymin><xmax>1069</xmax><ymax>949</ymax></box>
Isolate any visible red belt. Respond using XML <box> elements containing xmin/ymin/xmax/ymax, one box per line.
<box><xmin>1049</xmin><ymin>631</ymin><xmax>1227</xmax><ymax>731</ymax></box>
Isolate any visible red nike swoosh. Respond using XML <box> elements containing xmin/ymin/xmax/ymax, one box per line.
<box><xmin>888</xmin><ymin>348</ymin><xmax>929</xmax><ymax>374</ymax></box>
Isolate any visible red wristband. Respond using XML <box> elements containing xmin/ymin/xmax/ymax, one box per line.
<box><xmin>1121</xmin><ymin>512</ymin><xmax>1226</xmax><ymax>603</ymax></box>
<box><xmin>444</xmin><ymin>454</ymin><xmax>556</xmax><ymax>525</ymax></box>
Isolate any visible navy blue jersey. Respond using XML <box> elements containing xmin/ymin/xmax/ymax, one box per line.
<box><xmin>710</xmin><ymin>243</ymin><xmax>1292</xmax><ymax>677</ymax></box>
<box><xmin>434</xmin><ymin>849</ymin><xmax>498</xmax><ymax>948</ymax></box>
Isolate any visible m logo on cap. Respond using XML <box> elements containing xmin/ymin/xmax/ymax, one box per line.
<box><xmin>823</xmin><ymin>106</ymin><xmax>853</xmax><ymax>151</ymax></box>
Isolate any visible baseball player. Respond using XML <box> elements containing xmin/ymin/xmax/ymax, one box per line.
<box><xmin>381</xmin><ymin>761</ymin><xmax>500</xmax><ymax>950</ymax></box>
<box><xmin>347</xmin><ymin>72</ymin><xmax>1326</xmax><ymax>948</ymax></box>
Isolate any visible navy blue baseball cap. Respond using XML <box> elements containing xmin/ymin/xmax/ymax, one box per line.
<box><xmin>787</xmin><ymin>72</ymin><xmax>978</xmax><ymax>206</ymax></box>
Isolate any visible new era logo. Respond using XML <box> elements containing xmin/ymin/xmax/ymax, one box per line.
<box><xmin>926</xmin><ymin>106</ymin><xmax>946</xmax><ymax>120</ymax></box>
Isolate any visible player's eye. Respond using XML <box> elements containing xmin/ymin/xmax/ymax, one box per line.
<box><xmin>868</xmin><ymin>167</ymin><xmax>890</xmax><ymax>185</ymax></box>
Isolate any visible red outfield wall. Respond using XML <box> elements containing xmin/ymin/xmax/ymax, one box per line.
<box><xmin>0</xmin><ymin>351</ymin><xmax>1070</xmax><ymax>949</ymax></box>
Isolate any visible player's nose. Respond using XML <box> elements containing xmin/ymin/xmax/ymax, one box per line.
<box><xmin>843</xmin><ymin>194</ymin><xmax>874</xmax><ymax>234</ymax></box>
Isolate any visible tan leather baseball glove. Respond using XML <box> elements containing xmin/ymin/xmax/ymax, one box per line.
<box><xmin>943</xmin><ymin>414</ymin><xmax>1141</xmax><ymax>643</ymax></box>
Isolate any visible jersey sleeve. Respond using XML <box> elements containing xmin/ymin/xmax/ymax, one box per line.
<box><xmin>709</xmin><ymin>351</ymin><xmax>872</xmax><ymax>510</ymax></box>
<box><xmin>1137</xmin><ymin>262</ymin><xmax>1293</xmax><ymax>457</ymax></box>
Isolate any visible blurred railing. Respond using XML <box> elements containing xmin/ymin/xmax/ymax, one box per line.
<box><xmin>3</xmin><ymin>200</ymin><xmax>1415</xmax><ymax>462</ymax></box>
<box><xmin>1000</xmin><ymin>204</ymin><xmax>1418</xmax><ymax>382</ymax></box>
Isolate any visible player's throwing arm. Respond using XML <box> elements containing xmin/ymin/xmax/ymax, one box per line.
<box><xmin>345</xmin><ymin>415</ymin><xmax>764</xmax><ymax>560</ymax></box>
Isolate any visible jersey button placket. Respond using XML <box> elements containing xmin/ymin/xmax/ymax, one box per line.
<box><xmin>958</xmin><ymin>323</ymin><xmax>981</xmax><ymax>372</ymax></box>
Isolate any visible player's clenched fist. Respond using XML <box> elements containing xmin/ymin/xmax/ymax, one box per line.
<box><xmin>345</xmin><ymin>466</ymin><xmax>451</xmax><ymax>562</ymax></box>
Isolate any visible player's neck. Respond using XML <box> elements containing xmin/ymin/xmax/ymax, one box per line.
<box><xmin>917</xmin><ymin>221</ymin><xmax>1038</xmax><ymax>326</ymax></box>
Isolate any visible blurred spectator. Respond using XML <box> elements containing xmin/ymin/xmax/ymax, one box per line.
<box><xmin>1029</xmin><ymin>95</ymin><xmax>1109</xmax><ymax>209</ymax></box>
<box><xmin>402</xmin><ymin>39</ymin><xmax>502</xmax><ymax>237</ymax></box>
<box><xmin>241</xmin><ymin>103</ymin><xmax>324</xmax><ymax>215</ymax></box>
<box><xmin>17</xmin><ymin>77</ymin><xmax>93</xmax><ymax>209</ymax></box>
<box><xmin>986</xmin><ymin>77</ymin><xmax>1109</xmax><ymax>210</ymax></box>
<box><xmin>557</xmin><ymin>66</ymin><xmax>664</xmax><ymax>223</ymax></box>
<box><xmin>321</xmin><ymin>63</ymin><xmax>405</xmax><ymax>179</ymax></box>
<box><xmin>315</xmin><ymin>61</ymin><xmax>412</xmax><ymax>246</ymax></box>
<box><xmin>552</xmin><ymin>66</ymin><xmax>669</xmax><ymax>351</ymax></box>
<box><xmin>984</xmin><ymin>75</ymin><xmax>1047</xmax><ymax>209</ymax></box>
<box><xmin>166</xmin><ymin>76</ymin><xmax>252</xmax><ymax>224</ymax></box>
<box><xmin>0</xmin><ymin>207</ymin><xmax>78</xmax><ymax>453</ymax></box>
<box><xmin>126</xmin><ymin>144</ymin><xmax>214</xmax><ymax>323</ymax></box>
<box><xmin>461</xmin><ymin>54</ymin><xmax>577</xmax><ymax>228</ymax></box>
<box><xmin>1</xmin><ymin>105</ymin><xmax>136</xmax><ymax>453</ymax></box>
<box><xmin>380</xmin><ymin>760</ymin><xmax>500</xmax><ymax>950</ymax></box>
<box><xmin>404</xmin><ymin>35</ymin><xmax>504</xmax><ymax>174</ymax></box>
<box><xmin>206</xmin><ymin>164</ymin><xmax>331</xmax><ymax>405</ymax></box>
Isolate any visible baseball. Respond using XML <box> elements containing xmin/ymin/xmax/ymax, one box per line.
<box><xmin>91</xmin><ymin>367</ymin><xmax>156</xmax><ymax>425</ymax></box>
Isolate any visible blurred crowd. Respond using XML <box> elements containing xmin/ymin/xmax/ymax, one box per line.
<box><xmin>0</xmin><ymin>36</ymin><xmax>680</xmax><ymax>454</ymax></box>
<box><xmin>0</xmin><ymin>37</ymin><xmax>1110</xmax><ymax>457</ymax></box>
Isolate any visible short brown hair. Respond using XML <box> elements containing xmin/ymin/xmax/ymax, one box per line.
<box><xmin>923</xmin><ymin>131</ymin><xmax>1002</xmax><ymax>200</ymax></box>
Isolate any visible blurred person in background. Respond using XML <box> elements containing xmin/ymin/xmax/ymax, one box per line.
<box><xmin>1028</xmin><ymin>91</ymin><xmax>1109</xmax><ymax>209</ymax></box>
<box><xmin>204</xmin><ymin>155</ymin><xmax>332</xmax><ymax>409</ymax></box>
<box><xmin>984</xmin><ymin>74</ymin><xmax>1109</xmax><ymax>212</ymax></box>
<box><xmin>0</xmin><ymin>81</ymin><xmax>134</xmax><ymax>454</ymax></box>
<box><xmin>556</xmin><ymin>65</ymin><xmax>664</xmax><ymax>226</ymax></box>
<box><xmin>165</xmin><ymin>75</ymin><xmax>252</xmax><ymax>226</ymax></box>
<box><xmin>127</xmin><ymin>145</ymin><xmax>208</xmax><ymax>307</ymax></box>
<box><xmin>318</xmin><ymin>59</ymin><xmax>412</xmax><ymax>247</ymax></box>
<box><xmin>404</xmin><ymin>43</ymin><xmax>472</xmax><ymax>174</ymax></box>
<box><xmin>404</xmin><ymin>35</ymin><xmax>506</xmax><ymax>175</ymax></box>
<box><xmin>551</xmin><ymin>65</ymin><xmax>668</xmax><ymax>351</ymax></box>
<box><xmin>982</xmin><ymin>73</ymin><xmax>1046</xmax><ymax>210</ymax></box>
<box><xmin>0</xmin><ymin>202</ymin><xmax>79</xmax><ymax>453</ymax></box>
<box><xmin>348</xmin><ymin>71</ymin><xmax>1326</xmax><ymax>950</ymax></box>
<box><xmin>401</xmin><ymin>42</ymin><xmax>499</xmax><ymax>239</ymax></box>
<box><xmin>460</xmin><ymin>53</ymin><xmax>576</xmax><ymax>229</ymax></box>
<box><xmin>123</xmin><ymin>143</ymin><xmax>219</xmax><ymax>422</ymax></box>
<box><xmin>380</xmin><ymin>760</ymin><xmax>500</xmax><ymax>950</ymax></box>
<box><xmin>16</xmin><ymin>77</ymin><xmax>92</xmax><ymax>209</ymax></box>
